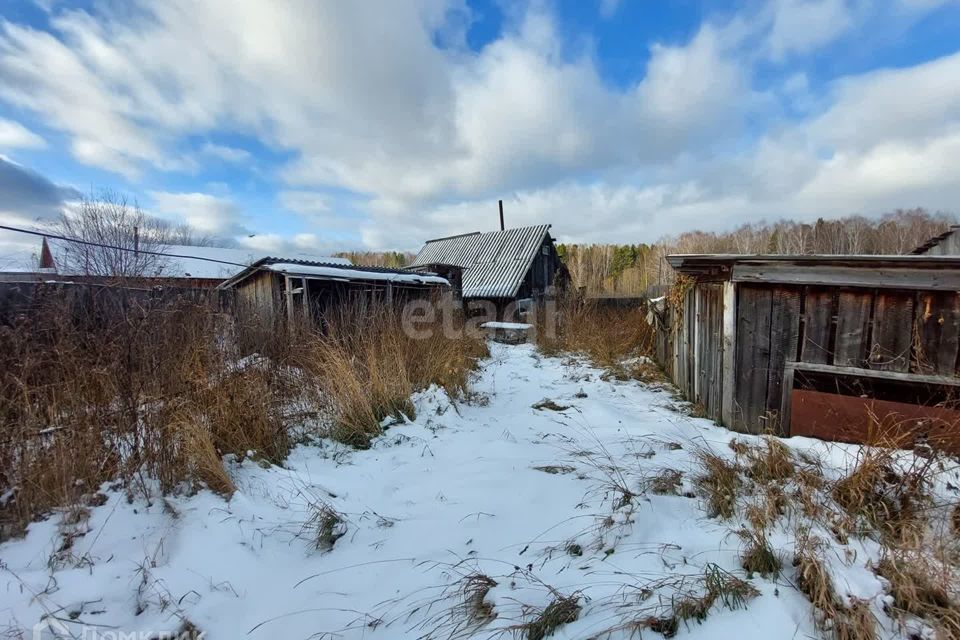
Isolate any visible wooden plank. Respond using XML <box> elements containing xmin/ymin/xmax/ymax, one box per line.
<box><xmin>765</xmin><ymin>287</ymin><xmax>801</xmax><ymax>435</ymax></box>
<box><xmin>734</xmin><ymin>285</ymin><xmax>773</xmax><ymax>433</ymax></box>
<box><xmin>779</xmin><ymin>365</ymin><xmax>795</xmax><ymax>437</ymax></box>
<box><xmin>787</xmin><ymin>361</ymin><xmax>960</xmax><ymax>388</ymax></box>
<box><xmin>834</xmin><ymin>291</ymin><xmax>873</xmax><ymax>367</ymax></box>
<box><xmin>914</xmin><ymin>291</ymin><xmax>960</xmax><ymax>375</ymax></box>
<box><xmin>732</xmin><ymin>263</ymin><xmax>960</xmax><ymax>291</ymax></box>
<box><xmin>720</xmin><ymin>281</ymin><xmax>736</xmax><ymax>428</ymax></box>
<box><xmin>870</xmin><ymin>292</ymin><xmax>914</xmax><ymax>372</ymax></box>
<box><xmin>801</xmin><ymin>288</ymin><xmax>834</xmax><ymax>364</ymax></box>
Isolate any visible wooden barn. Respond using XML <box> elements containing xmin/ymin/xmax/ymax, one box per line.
<box><xmin>218</xmin><ymin>257</ymin><xmax>450</xmax><ymax>325</ymax></box>
<box><xmin>408</xmin><ymin>225</ymin><xmax>568</xmax><ymax>320</ymax></box>
<box><xmin>653</xmin><ymin>254</ymin><xmax>960</xmax><ymax>451</ymax></box>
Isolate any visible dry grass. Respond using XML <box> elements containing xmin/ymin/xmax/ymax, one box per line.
<box><xmin>303</xmin><ymin>498</ymin><xmax>347</xmax><ymax>552</ymax></box>
<box><xmin>0</xmin><ymin>291</ymin><xmax>485</xmax><ymax>539</ymax></box>
<box><xmin>628</xmin><ymin>564</ymin><xmax>759</xmax><ymax>638</ymax></box>
<box><xmin>794</xmin><ymin>531</ymin><xmax>878</xmax><ymax>640</ymax></box>
<box><xmin>298</xmin><ymin>303</ymin><xmax>487</xmax><ymax>448</ymax></box>
<box><xmin>513</xmin><ymin>593</ymin><xmax>581</xmax><ymax>640</ymax></box>
<box><xmin>535</xmin><ymin>295</ymin><xmax>654</xmax><ymax>369</ymax></box>
<box><xmin>736</xmin><ymin>437</ymin><xmax>796</xmax><ymax>483</ymax></box>
<box><xmin>645</xmin><ymin>468</ymin><xmax>684</xmax><ymax>496</ymax></box>
<box><xmin>876</xmin><ymin>550</ymin><xmax>960</xmax><ymax>640</ymax></box>
<box><xmin>694</xmin><ymin>450</ymin><xmax>742</xmax><ymax>519</ymax></box>
<box><xmin>831</xmin><ymin>445</ymin><xmax>933</xmax><ymax>544</ymax></box>
<box><xmin>737</xmin><ymin>526</ymin><xmax>781</xmax><ymax>578</ymax></box>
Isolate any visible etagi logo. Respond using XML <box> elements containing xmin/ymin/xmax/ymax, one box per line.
<box><xmin>32</xmin><ymin>617</ymin><xmax>70</xmax><ymax>640</ymax></box>
<box><xmin>33</xmin><ymin>618</ymin><xmax>205</xmax><ymax>640</ymax></box>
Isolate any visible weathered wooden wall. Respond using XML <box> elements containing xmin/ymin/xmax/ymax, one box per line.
<box><xmin>653</xmin><ymin>283</ymin><xmax>726</xmax><ymax>422</ymax></box>
<box><xmin>655</xmin><ymin>279</ymin><xmax>960</xmax><ymax>437</ymax></box>
<box><xmin>735</xmin><ymin>285</ymin><xmax>960</xmax><ymax>434</ymax></box>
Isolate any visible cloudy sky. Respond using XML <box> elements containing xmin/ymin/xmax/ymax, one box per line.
<box><xmin>1</xmin><ymin>0</ymin><xmax>959</xmax><ymax>262</ymax></box>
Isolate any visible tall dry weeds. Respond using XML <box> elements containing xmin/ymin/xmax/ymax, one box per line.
<box><xmin>535</xmin><ymin>294</ymin><xmax>654</xmax><ymax>369</ymax></box>
<box><xmin>298</xmin><ymin>301</ymin><xmax>487</xmax><ymax>448</ymax></box>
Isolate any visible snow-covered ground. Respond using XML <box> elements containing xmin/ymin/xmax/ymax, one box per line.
<box><xmin>1</xmin><ymin>343</ymin><xmax>956</xmax><ymax>639</ymax></box>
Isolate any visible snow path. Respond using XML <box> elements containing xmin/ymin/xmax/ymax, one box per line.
<box><xmin>0</xmin><ymin>343</ymin><xmax>902</xmax><ymax>639</ymax></box>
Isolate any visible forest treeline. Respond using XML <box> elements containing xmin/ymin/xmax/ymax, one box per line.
<box><xmin>559</xmin><ymin>208</ymin><xmax>956</xmax><ymax>296</ymax></box>
<box><xmin>341</xmin><ymin>208</ymin><xmax>955</xmax><ymax>297</ymax></box>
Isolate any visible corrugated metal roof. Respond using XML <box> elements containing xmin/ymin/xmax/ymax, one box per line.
<box><xmin>410</xmin><ymin>225</ymin><xmax>551</xmax><ymax>298</ymax></box>
<box><xmin>219</xmin><ymin>257</ymin><xmax>446</xmax><ymax>289</ymax></box>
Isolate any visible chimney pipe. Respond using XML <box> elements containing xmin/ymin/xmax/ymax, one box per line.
<box><xmin>498</xmin><ymin>199</ymin><xmax>504</xmax><ymax>231</ymax></box>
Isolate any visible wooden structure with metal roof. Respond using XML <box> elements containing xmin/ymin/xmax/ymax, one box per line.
<box><xmin>219</xmin><ymin>257</ymin><xmax>450</xmax><ymax>326</ymax></box>
<box><xmin>653</xmin><ymin>254</ymin><xmax>960</xmax><ymax>452</ymax></box>
<box><xmin>409</xmin><ymin>224</ymin><xmax>567</xmax><ymax>319</ymax></box>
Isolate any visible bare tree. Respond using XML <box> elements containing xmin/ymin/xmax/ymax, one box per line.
<box><xmin>53</xmin><ymin>190</ymin><xmax>174</xmax><ymax>278</ymax></box>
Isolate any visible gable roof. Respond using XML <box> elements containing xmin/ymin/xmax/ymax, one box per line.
<box><xmin>911</xmin><ymin>225</ymin><xmax>960</xmax><ymax>255</ymax></box>
<box><xmin>219</xmin><ymin>257</ymin><xmax>448</xmax><ymax>289</ymax></box>
<box><xmin>409</xmin><ymin>224</ymin><xmax>551</xmax><ymax>298</ymax></box>
<box><xmin>44</xmin><ymin>238</ymin><xmax>349</xmax><ymax>279</ymax></box>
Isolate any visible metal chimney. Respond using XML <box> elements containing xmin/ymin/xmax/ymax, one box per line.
<box><xmin>498</xmin><ymin>199</ymin><xmax>505</xmax><ymax>231</ymax></box>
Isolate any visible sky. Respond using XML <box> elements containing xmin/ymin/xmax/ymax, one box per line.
<box><xmin>1</xmin><ymin>0</ymin><xmax>959</xmax><ymax>263</ymax></box>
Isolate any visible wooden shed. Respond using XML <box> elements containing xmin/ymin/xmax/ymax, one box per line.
<box><xmin>409</xmin><ymin>225</ymin><xmax>569</xmax><ymax>320</ymax></box>
<box><xmin>654</xmin><ymin>254</ymin><xmax>960</xmax><ymax>451</ymax></box>
<box><xmin>218</xmin><ymin>257</ymin><xmax>451</xmax><ymax>326</ymax></box>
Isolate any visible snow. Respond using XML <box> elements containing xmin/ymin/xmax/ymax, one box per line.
<box><xmin>1</xmin><ymin>343</ymin><xmax>956</xmax><ymax>639</ymax></box>
<box><xmin>264</xmin><ymin>263</ymin><xmax>449</xmax><ymax>285</ymax></box>
<box><xmin>479</xmin><ymin>321</ymin><xmax>532</xmax><ymax>330</ymax></box>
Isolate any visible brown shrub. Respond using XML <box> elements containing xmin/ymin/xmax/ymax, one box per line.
<box><xmin>298</xmin><ymin>302</ymin><xmax>487</xmax><ymax>448</ymax></box>
<box><xmin>535</xmin><ymin>295</ymin><xmax>654</xmax><ymax>368</ymax></box>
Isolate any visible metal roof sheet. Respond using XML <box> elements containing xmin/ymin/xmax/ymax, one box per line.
<box><xmin>410</xmin><ymin>224</ymin><xmax>551</xmax><ymax>298</ymax></box>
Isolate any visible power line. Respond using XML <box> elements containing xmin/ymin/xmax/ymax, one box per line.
<box><xmin>0</xmin><ymin>223</ymin><xmax>251</xmax><ymax>269</ymax></box>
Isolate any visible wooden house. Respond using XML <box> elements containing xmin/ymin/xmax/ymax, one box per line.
<box><xmin>409</xmin><ymin>225</ymin><xmax>568</xmax><ymax>320</ymax></box>
<box><xmin>653</xmin><ymin>254</ymin><xmax>960</xmax><ymax>452</ymax></box>
<box><xmin>218</xmin><ymin>257</ymin><xmax>450</xmax><ymax>324</ymax></box>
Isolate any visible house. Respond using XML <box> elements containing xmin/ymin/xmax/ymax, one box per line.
<box><xmin>408</xmin><ymin>224</ymin><xmax>567</xmax><ymax>320</ymax></box>
<box><xmin>217</xmin><ymin>257</ymin><xmax>450</xmax><ymax>325</ymax></box>
<box><xmin>653</xmin><ymin>254</ymin><xmax>960</xmax><ymax>453</ymax></box>
<box><xmin>911</xmin><ymin>224</ymin><xmax>960</xmax><ymax>255</ymax></box>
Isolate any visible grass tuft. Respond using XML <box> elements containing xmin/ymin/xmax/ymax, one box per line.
<box><xmin>521</xmin><ymin>594</ymin><xmax>581</xmax><ymax>640</ymax></box>
<box><xmin>737</xmin><ymin>527</ymin><xmax>781</xmax><ymax>578</ymax></box>
<box><xmin>303</xmin><ymin>499</ymin><xmax>347</xmax><ymax>552</ymax></box>
<box><xmin>694</xmin><ymin>450</ymin><xmax>742</xmax><ymax>519</ymax></box>
<box><xmin>876</xmin><ymin>551</ymin><xmax>960</xmax><ymax>640</ymax></box>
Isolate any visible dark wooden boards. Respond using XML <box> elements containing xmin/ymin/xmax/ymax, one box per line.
<box><xmin>914</xmin><ymin>291</ymin><xmax>960</xmax><ymax>375</ymax></box>
<box><xmin>766</xmin><ymin>288</ymin><xmax>801</xmax><ymax>435</ymax></box>
<box><xmin>801</xmin><ymin>288</ymin><xmax>834</xmax><ymax>364</ymax></box>
<box><xmin>733</xmin><ymin>263</ymin><xmax>960</xmax><ymax>291</ymax></box>
<box><xmin>734</xmin><ymin>285</ymin><xmax>773</xmax><ymax>433</ymax></box>
<box><xmin>871</xmin><ymin>292</ymin><xmax>915</xmax><ymax>372</ymax></box>
<box><xmin>834</xmin><ymin>291</ymin><xmax>873</xmax><ymax>367</ymax></box>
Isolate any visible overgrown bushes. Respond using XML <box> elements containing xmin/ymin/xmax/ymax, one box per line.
<box><xmin>535</xmin><ymin>294</ymin><xmax>655</xmax><ymax>369</ymax></box>
<box><xmin>0</xmin><ymin>289</ymin><xmax>486</xmax><ymax>539</ymax></box>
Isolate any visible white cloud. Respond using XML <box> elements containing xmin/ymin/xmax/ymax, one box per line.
<box><xmin>200</xmin><ymin>142</ymin><xmax>251</xmax><ymax>163</ymax></box>
<box><xmin>765</xmin><ymin>0</ymin><xmax>854</xmax><ymax>60</ymax></box>
<box><xmin>149</xmin><ymin>191</ymin><xmax>248</xmax><ymax>236</ymax></box>
<box><xmin>0</xmin><ymin>118</ymin><xmax>45</xmax><ymax>149</ymax></box>
<box><xmin>238</xmin><ymin>232</ymin><xmax>343</xmax><ymax>257</ymax></box>
<box><xmin>279</xmin><ymin>190</ymin><xmax>330</xmax><ymax>215</ymax></box>
<box><xmin>0</xmin><ymin>0</ymin><xmax>958</xmax><ymax>252</ymax></box>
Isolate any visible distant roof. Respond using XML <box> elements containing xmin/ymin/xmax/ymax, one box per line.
<box><xmin>45</xmin><ymin>238</ymin><xmax>350</xmax><ymax>279</ymax></box>
<box><xmin>219</xmin><ymin>257</ymin><xmax>448</xmax><ymax>289</ymax></box>
<box><xmin>667</xmin><ymin>253</ymin><xmax>960</xmax><ymax>270</ymax></box>
<box><xmin>910</xmin><ymin>225</ymin><xmax>960</xmax><ymax>255</ymax></box>
<box><xmin>409</xmin><ymin>224</ymin><xmax>552</xmax><ymax>298</ymax></box>
<box><xmin>666</xmin><ymin>253</ymin><xmax>960</xmax><ymax>291</ymax></box>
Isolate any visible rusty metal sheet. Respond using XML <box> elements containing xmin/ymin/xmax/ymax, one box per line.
<box><xmin>790</xmin><ymin>389</ymin><xmax>960</xmax><ymax>453</ymax></box>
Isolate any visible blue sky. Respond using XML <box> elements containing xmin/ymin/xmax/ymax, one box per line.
<box><xmin>1</xmin><ymin>0</ymin><xmax>959</xmax><ymax>263</ymax></box>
